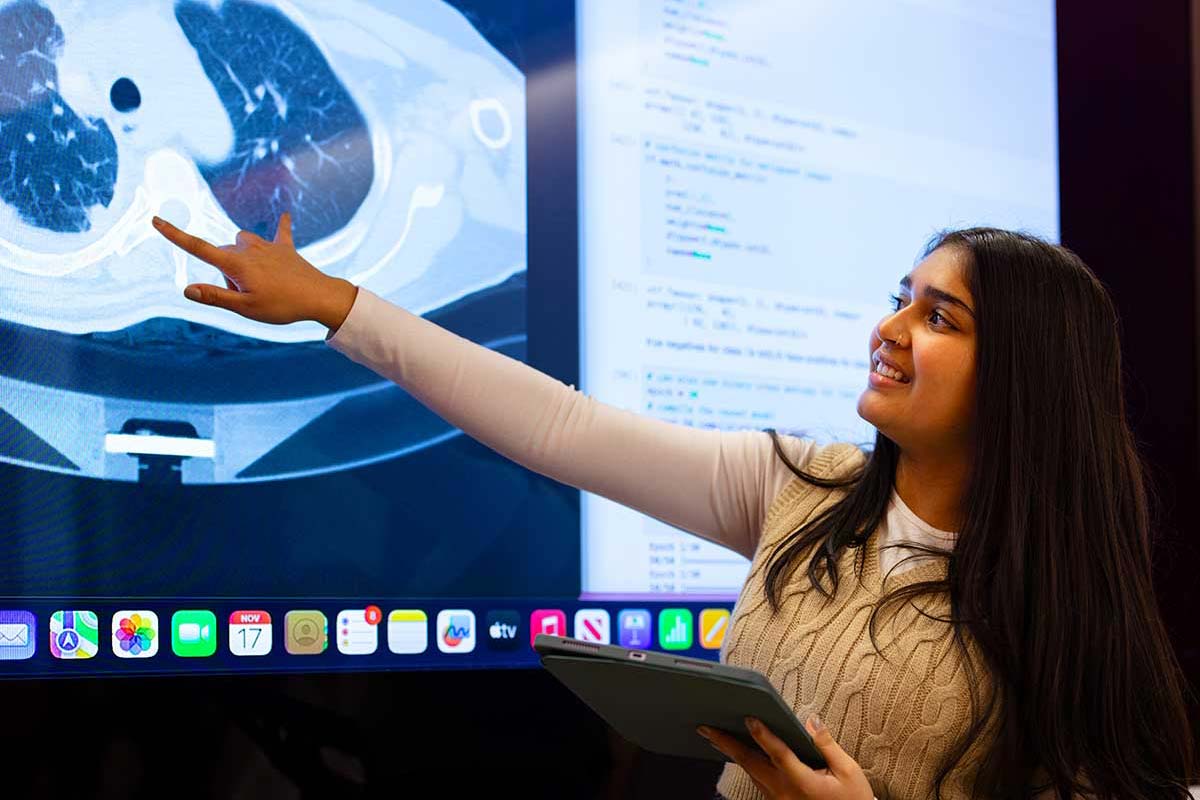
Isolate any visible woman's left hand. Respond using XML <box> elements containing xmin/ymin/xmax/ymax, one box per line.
<box><xmin>698</xmin><ymin>716</ymin><xmax>874</xmax><ymax>800</ymax></box>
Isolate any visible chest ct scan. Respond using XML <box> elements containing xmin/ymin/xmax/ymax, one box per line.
<box><xmin>0</xmin><ymin>0</ymin><xmax>525</xmax><ymax>485</ymax></box>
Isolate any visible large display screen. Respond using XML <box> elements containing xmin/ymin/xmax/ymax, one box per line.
<box><xmin>0</xmin><ymin>0</ymin><xmax>1058</xmax><ymax>678</ymax></box>
<box><xmin>0</xmin><ymin>0</ymin><xmax>582</xmax><ymax>677</ymax></box>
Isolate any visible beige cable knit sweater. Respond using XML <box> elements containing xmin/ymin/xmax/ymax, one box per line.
<box><xmin>718</xmin><ymin>443</ymin><xmax>988</xmax><ymax>800</ymax></box>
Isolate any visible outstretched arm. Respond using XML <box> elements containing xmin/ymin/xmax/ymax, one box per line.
<box><xmin>151</xmin><ymin>215</ymin><xmax>814</xmax><ymax>557</ymax></box>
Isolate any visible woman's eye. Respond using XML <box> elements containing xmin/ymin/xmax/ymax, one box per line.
<box><xmin>888</xmin><ymin>293</ymin><xmax>905</xmax><ymax>311</ymax></box>
<box><xmin>929</xmin><ymin>309</ymin><xmax>951</xmax><ymax>327</ymax></box>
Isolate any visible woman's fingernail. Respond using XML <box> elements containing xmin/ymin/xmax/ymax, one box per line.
<box><xmin>184</xmin><ymin>286</ymin><xmax>201</xmax><ymax>302</ymax></box>
<box><xmin>152</xmin><ymin>216</ymin><xmax>163</xmax><ymax>228</ymax></box>
<box><xmin>744</xmin><ymin>717</ymin><xmax>759</xmax><ymax>732</ymax></box>
<box><xmin>697</xmin><ymin>726</ymin><xmax>711</xmax><ymax>738</ymax></box>
<box><xmin>809</xmin><ymin>715</ymin><xmax>825</xmax><ymax>732</ymax></box>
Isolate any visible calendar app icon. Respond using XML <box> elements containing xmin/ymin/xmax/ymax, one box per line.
<box><xmin>228</xmin><ymin>610</ymin><xmax>273</xmax><ymax>657</ymax></box>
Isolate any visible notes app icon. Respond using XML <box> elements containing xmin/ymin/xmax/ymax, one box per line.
<box><xmin>529</xmin><ymin>609</ymin><xmax>565</xmax><ymax>648</ymax></box>
<box><xmin>387</xmin><ymin>610</ymin><xmax>428</xmax><ymax>655</ymax></box>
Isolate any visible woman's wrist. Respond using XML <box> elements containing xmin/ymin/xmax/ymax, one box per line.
<box><xmin>313</xmin><ymin>276</ymin><xmax>359</xmax><ymax>332</ymax></box>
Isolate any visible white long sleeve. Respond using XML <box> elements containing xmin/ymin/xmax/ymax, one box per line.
<box><xmin>325</xmin><ymin>288</ymin><xmax>817</xmax><ymax>559</ymax></box>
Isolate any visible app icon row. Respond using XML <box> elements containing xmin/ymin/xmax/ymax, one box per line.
<box><xmin>0</xmin><ymin>606</ymin><xmax>732</xmax><ymax>661</ymax></box>
<box><xmin>536</xmin><ymin>608</ymin><xmax>730</xmax><ymax>651</ymax></box>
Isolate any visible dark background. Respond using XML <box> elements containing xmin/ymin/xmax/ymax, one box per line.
<box><xmin>1056</xmin><ymin>0</ymin><xmax>1200</xmax><ymax>754</ymax></box>
<box><xmin>1</xmin><ymin>1</ymin><xmax>1197</xmax><ymax>797</ymax></box>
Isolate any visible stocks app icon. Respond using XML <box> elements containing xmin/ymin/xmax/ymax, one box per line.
<box><xmin>436</xmin><ymin>609</ymin><xmax>475</xmax><ymax>654</ymax></box>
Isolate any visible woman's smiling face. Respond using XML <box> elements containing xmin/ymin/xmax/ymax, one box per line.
<box><xmin>857</xmin><ymin>246</ymin><xmax>978</xmax><ymax>454</ymax></box>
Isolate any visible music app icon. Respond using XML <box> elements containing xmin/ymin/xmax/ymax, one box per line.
<box><xmin>529</xmin><ymin>609</ymin><xmax>566</xmax><ymax>647</ymax></box>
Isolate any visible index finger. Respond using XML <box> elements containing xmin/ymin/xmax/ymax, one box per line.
<box><xmin>152</xmin><ymin>217</ymin><xmax>237</xmax><ymax>271</ymax></box>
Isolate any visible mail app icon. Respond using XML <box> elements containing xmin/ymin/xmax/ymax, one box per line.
<box><xmin>0</xmin><ymin>624</ymin><xmax>29</xmax><ymax>646</ymax></box>
<box><xmin>0</xmin><ymin>611</ymin><xmax>36</xmax><ymax>660</ymax></box>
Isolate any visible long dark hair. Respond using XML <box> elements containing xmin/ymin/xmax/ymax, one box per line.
<box><xmin>763</xmin><ymin>228</ymin><xmax>1195</xmax><ymax>797</ymax></box>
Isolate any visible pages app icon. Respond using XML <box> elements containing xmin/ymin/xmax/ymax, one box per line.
<box><xmin>699</xmin><ymin>608</ymin><xmax>730</xmax><ymax>650</ymax></box>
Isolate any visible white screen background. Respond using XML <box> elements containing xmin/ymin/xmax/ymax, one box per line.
<box><xmin>577</xmin><ymin>0</ymin><xmax>1058</xmax><ymax>598</ymax></box>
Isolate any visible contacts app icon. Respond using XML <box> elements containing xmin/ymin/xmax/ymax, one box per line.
<box><xmin>284</xmin><ymin>610</ymin><xmax>327</xmax><ymax>655</ymax></box>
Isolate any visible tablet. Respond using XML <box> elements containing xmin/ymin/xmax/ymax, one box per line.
<box><xmin>533</xmin><ymin>634</ymin><xmax>827</xmax><ymax>768</ymax></box>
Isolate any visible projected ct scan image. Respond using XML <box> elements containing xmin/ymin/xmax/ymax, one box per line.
<box><xmin>0</xmin><ymin>0</ymin><xmax>524</xmax><ymax>485</ymax></box>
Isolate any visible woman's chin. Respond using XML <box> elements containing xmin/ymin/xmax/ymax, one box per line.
<box><xmin>857</xmin><ymin>393</ymin><xmax>897</xmax><ymax>436</ymax></box>
<box><xmin>856</xmin><ymin>390</ymin><xmax>879</xmax><ymax>425</ymax></box>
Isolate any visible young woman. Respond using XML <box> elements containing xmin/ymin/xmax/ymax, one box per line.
<box><xmin>152</xmin><ymin>215</ymin><xmax>1195</xmax><ymax>799</ymax></box>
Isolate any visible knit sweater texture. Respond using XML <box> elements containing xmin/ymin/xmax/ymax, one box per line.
<box><xmin>717</xmin><ymin>442</ymin><xmax>989</xmax><ymax>800</ymax></box>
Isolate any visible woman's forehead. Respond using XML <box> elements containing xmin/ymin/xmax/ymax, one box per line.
<box><xmin>904</xmin><ymin>247</ymin><xmax>971</xmax><ymax>297</ymax></box>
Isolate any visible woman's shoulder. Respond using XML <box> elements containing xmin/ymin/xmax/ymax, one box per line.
<box><xmin>805</xmin><ymin>440</ymin><xmax>868</xmax><ymax>479</ymax></box>
<box><xmin>757</xmin><ymin>437</ymin><xmax>867</xmax><ymax>536</ymax></box>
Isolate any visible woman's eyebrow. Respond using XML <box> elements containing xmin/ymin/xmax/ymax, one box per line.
<box><xmin>899</xmin><ymin>275</ymin><xmax>976</xmax><ymax>317</ymax></box>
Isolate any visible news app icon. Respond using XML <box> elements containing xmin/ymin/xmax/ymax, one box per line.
<box><xmin>529</xmin><ymin>609</ymin><xmax>566</xmax><ymax>647</ymax></box>
<box><xmin>229</xmin><ymin>610</ymin><xmax>273</xmax><ymax>657</ymax></box>
<box><xmin>485</xmin><ymin>610</ymin><xmax>520</xmax><ymax>650</ymax></box>
<box><xmin>573</xmin><ymin>609</ymin><xmax>611</xmax><ymax>644</ymax></box>
<box><xmin>617</xmin><ymin>609</ymin><xmax>651</xmax><ymax>650</ymax></box>
<box><xmin>436</xmin><ymin>609</ymin><xmax>475</xmax><ymax>654</ymax></box>
<box><xmin>0</xmin><ymin>610</ymin><xmax>36</xmax><ymax>661</ymax></box>
<box><xmin>387</xmin><ymin>610</ymin><xmax>428</xmax><ymax>655</ymax></box>
<box><xmin>50</xmin><ymin>610</ymin><xmax>99</xmax><ymax>659</ymax></box>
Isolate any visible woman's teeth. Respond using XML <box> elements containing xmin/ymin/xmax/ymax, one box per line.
<box><xmin>874</xmin><ymin>361</ymin><xmax>910</xmax><ymax>382</ymax></box>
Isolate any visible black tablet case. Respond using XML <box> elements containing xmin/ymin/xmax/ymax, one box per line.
<box><xmin>536</xmin><ymin>636</ymin><xmax>827</xmax><ymax>768</ymax></box>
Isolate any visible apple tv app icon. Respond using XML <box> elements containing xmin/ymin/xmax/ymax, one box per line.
<box><xmin>485</xmin><ymin>610</ymin><xmax>520</xmax><ymax>650</ymax></box>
